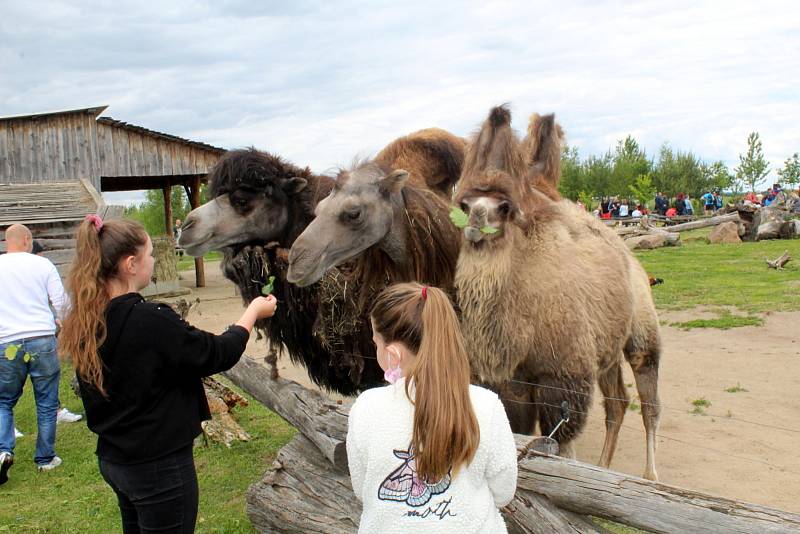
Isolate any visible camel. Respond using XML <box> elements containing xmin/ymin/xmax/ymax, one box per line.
<box><xmin>453</xmin><ymin>105</ymin><xmax>661</xmax><ymax>481</ymax></box>
<box><xmin>285</xmin><ymin>160</ymin><xmax>460</xmax><ymax>297</ymax></box>
<box><xmin>178</xmin><ymin>128</ymin><xmax>464</xmax><ymax>395</ymax></box>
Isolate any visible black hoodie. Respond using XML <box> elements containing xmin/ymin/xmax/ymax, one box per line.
<box><xmin>78</xmin><ymin>293</ymin><xmax>249</xmax><ymax>464</ymax></box>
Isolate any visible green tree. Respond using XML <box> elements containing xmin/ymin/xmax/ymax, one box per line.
<box><xmin>610</xmin><ymin>136</ymin><xmax>650</xmax><ymax>197</ymax></box>
<box><xmin>777</xmin><ymin>153</ymin><xmax>800</xmax><ymax>188</ymax></box>
<box><xmin>700</xmin><ymin>161</ymin><xmax>734</xmax><ymax>193</ymax></box>
<box><xmin>651</xmin><ymin>144</ymin><xmax>705</xmax><ymax>197</ymax></box>
<box><xmin>628</xmin><ymin>173</ymin><xmax>656</xmax><ymax>207</ymax></box>
<box><xmin>734</xmin><ymin>132</ymin><xmax>770</xmax><ymax>193</ymax></box>
<box><xmin>558</xmin><ymin>145</ymin><xmax>585</xmax><ymax>200</ymax></box>
<box><xmin>124</xmin><ymin>186</ymin><xmax>192</xmax><ymax>236</ymax></box>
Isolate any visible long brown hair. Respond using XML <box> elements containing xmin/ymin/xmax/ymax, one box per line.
<box><xmin>59</xmin><ymin>218</ymin><xmax>148</xmax><ymax>396</ymax></box>
<box><xmin>370</xmin><ymin>282</ymin><xmax>479</xmax><ymax>482</ymax></box>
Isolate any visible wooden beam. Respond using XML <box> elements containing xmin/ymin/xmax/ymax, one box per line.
<box><xmin>162</xmin><ymin>182</ymin><xmax>172</xmax><ymax>237</ymax></box>
<box><xmin>190</xmin><ymin>175</ymin><xmax>205</xmax><ymax>287</ymax></box>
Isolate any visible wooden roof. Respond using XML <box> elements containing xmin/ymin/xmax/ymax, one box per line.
<box><xmin>0</xmin><ymin>180</ymin><xmax>99</xmax><ymax>227</ymax></box>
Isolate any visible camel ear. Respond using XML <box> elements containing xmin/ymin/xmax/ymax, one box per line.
<box><xmin>378</xmin><ymin>169</ymin><xmax>409</xmax><ymax>195</ymax></box>
<box><xmin>283</xmin><ymin>177</ymin><xmax>307</xmax><ymax>194</ymax></box>
<box><xmin>523</xmin><ymin>113</ymin><xmax>563</xmax><ymax>185</ymax></box>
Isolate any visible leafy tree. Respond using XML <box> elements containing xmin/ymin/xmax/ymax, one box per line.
<box><xmin>610</xmin><ymin>136</ymin><xmax>650</xmax><ymax>197</ymax></box>
<box><xmin>124</xmin><ymin>186</ymin><xmax>192</xmax><ymax>236</ymax></box>
<box><xmin>700</xmin><ymin>161</ymin><xmax>734</xmax><ymax>193</ymax></box>
<box><xmin>628</xmin><ymin>173</ymin><xmax>656</xmax><ymax>207</ymax></box>
<box><xmin>777</xmin><ymin>153</ymin><xmax>800</xmax><ymax>187</ymax></box>
<box><xmin>558</xmin><ymin>145</ymin><xmax>585</xmax><ymax>200</ymax></box>
<box><xmin>734</xmin><ymin>132</ymin><xmax>770</xmax><ymax>193</ymax></box>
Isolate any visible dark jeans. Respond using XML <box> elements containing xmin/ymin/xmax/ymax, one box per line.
<box><xmin>98</xmin><ymin>445</ymin><xmax>198</xmax><ymax>534</ymax></box>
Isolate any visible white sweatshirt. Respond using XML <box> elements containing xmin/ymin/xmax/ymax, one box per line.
<box><xmin>0</xmin><ymin>252</ymin><xmax>68</xmax><ymax>343</ymax></box>
<box><xmin>347</xmin><ymin>378</ymin><xmax>518</xmax><ymax>533</ymax></box>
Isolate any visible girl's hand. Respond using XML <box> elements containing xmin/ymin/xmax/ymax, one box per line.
<box><xmin>249</xmin><ymin>295</ymin><xmax>277</xmax><ymax>319</ymax></box>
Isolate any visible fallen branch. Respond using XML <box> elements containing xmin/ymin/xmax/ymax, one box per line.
<box><xmin>766</xmin><ymin>250</ymin><xmax>791</xmax><ymax>270</ymax></box>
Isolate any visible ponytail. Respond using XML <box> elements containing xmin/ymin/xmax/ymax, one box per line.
<box><xmin>59</xmin><ymin>217</ymin><xmax>147</xmax><ymax>396</ymax></box>
<box><xmin>371</xmin><ymin>283</ymin><xmax>479</xmax><ymax>482</ymax></box>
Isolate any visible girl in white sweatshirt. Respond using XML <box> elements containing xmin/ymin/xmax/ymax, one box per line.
<box><xmin>347</xmin><ymin>283</ymin><xmax>518</xmax><ymax>533</ymax></box>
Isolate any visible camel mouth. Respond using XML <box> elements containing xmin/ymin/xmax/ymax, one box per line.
<box><xmin>287</xmin><ymin>248</ymin><xmax>328</xmax><ymax>287</ymax></box>
<box><xmin>464</xmin><ymin>226</ymin><xmax>484</xmax><ymax>243</ymax></box>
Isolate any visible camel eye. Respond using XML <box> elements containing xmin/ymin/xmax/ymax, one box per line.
<box><xmin>498</xmin><ymin>201</ymin><xmax>511</xmax><ymax>216</ymax></box>
<box><xmin>459</xmin><ymin>201</ymin><xmax>469</xmax><ymax>213</ymax></box>
<box><xmin>341</xmin><ymin>208</ymin><xmax>362</xmax><ymax>224</ymax></box>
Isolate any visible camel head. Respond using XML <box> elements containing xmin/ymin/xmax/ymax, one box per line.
<box><xmin>455</xmin><ymin>106</ymin><xmax>564</xmax><ymax>247</ymax></box>
<box><xmin>455</xmin><ymin>105</ymin><xmax>528</xmax><ymax>246</ymax></box>
<box><xmin>178</xmin><ymin>149</ymin><xmax>309</xmax><ymax>256</ymax></box>
<box><xmin>287</xmin><ymin>162</ymin><xmax>408</xmax><ymax>287</ymax></box>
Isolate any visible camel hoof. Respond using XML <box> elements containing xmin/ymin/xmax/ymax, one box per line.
<box><xmin>643</xmin><ymin>469</ymin><xmax>658</xmax><ymax>482</ymax></box>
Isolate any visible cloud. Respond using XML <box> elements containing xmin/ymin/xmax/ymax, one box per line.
<box><xmin>3</xmin><ymin>0</ymin><xmax>799</xmax><ymax>195</ymax></box>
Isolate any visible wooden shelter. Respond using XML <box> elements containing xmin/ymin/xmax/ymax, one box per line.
<box><xmin>0</xmin><ymin>105</ymin><xmax>226</xmax><ymax>285</ymax></box>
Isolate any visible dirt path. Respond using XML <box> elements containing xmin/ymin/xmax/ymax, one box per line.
<box><xmin>170</xmin><ymin>262</ymin><xmax>800</xmax><ymax>513</ymax></box>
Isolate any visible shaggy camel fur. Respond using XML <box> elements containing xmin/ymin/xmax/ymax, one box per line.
<box><xmin>454</xmin><ymin>105</ymin><xmax>661</xmax><ymax>480</ymax></box>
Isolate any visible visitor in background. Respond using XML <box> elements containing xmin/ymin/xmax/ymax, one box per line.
<box><xmin>618</xmin><ymin>200</ymin><xmax>629</xmax><ymax>217</ymax></box>
<box><xmin>702</xmin><ymin>191</ymin><xmax>714</xmax><ymax>213</ymax></box>
<box><xmin>0</xmin><ymin>225</ymin><xmax>68</xmax><ymax>484</ymax></box>
<box><xmin>684</xmin><ymin>196</ymin><xmax>694</xmax><ymax>216</ymax></box>
<box><xmin>654</xmin><ymin>192</ymin><xmax>668</xmax><ymax>216</ymax></box>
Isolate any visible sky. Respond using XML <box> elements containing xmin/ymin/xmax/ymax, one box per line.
<box><xmin>2</xmin><ymin>0</ymin><xmax>798</xmax><ymax>205</ymax></box>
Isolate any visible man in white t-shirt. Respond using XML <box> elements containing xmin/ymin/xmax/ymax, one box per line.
<box><xmin>0</xmin><ymin>224</ymin><xmax>69</xmax><ymax>483</ymax></box>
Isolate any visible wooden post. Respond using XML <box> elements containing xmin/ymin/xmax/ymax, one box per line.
<box><xmin>162</xmin><ymin>181</ymin><xmax>172</xmax><ymax>237</ymax></box>
<box><xmin>190</xmin><ymin>175</ymin><xmax>205</xmax><ymax>287</ymax></box>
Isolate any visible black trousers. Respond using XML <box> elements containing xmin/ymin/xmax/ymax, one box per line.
<box><xmin>98</xmin><ymin>445</ymin><xmax>198</xmax><ymax>534</ymax></box>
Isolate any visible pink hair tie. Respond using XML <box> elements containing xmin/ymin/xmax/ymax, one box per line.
<box><xmin>421</xmin><ymin>286</ymin><xmax>428</xmax><ymax>300</ymax></box>
<box><xmin>85</xmin><ymin>214</ymin><xmax>104</xmax><ymax>233</ymax></box>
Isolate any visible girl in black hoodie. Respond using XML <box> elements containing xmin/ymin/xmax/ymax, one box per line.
<box><xmin>60</xmin><ymin>216</ymin><xmax>276</xmax><ymax>533</ymax></box>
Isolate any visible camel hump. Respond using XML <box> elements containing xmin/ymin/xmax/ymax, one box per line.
<box><xmin>376</xmin><ymin>128</ymin><xmax>466</xmax><ymax>198</ymax></box>
<box><xmin>522</xmin><ymin>113</ymin><xmax>565</xmax><ymax>186</ymax></box>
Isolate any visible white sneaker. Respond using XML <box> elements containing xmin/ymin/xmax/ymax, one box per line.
<box><xmin>37</xmin><ymin>456</ymin><xmax>62</xmax><ymax>471</ymax></box>
<box><xmin>57</xmin><ymin>408</ymin><xmax>82</xmax><ymax>424</ymax></box>
<box><xmin>14</xmin><ymin>428</ymin><xmax>23</xmax><ymax>438</ymax></box>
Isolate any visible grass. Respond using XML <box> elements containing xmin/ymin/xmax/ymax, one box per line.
<box><xmin>690</xmin><ymin>397</ymin><xmax>712</xmax><ymax>415</ymax></box>
<box><xmin>724</xmin><ymin>383</ymin><xmax>748</xmax><ymax>393</ymax></box>
<box><xmin>669</xmin><ymin>310</ymin><xmax>764</xmax><ymax>330</ymax></box>
<box><xmin>178</xmin><ymin>251</ymin><xmax>222</xmax><ymax>271</ymax></box>
<box><xmin>636</xmin><ymin>232</ymin><xmax>800</xmax><ymax>313</ymax></box>
<box><xmin>0</xmin><ymin>365</ymin><xmax>295</xmax><ymax>533</ymax></box>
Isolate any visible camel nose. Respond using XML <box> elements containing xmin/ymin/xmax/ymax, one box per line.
<box><xmin>181</xmin><ymin>216</ymin><xmax>196</xmax><ymax>232</ymax></box>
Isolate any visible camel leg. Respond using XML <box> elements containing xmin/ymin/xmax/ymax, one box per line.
<box><xmin>496</xmin><ymin>380</ymin><xmax>537</xmax><ymax>435</ymax></box>
<box><xmin>597</xmin><ymin>362</ymin><xmax>629</xmax><ymax>469</ymax></box>
<box><xmin>534</xmin><ymin>374</ymin><xmax>592</xmax><ymax>460</ymax></box>
<box><xmin>625</xmin><ymin>346</ymin><xmax>661</xmax><ymax>481</ymax></box>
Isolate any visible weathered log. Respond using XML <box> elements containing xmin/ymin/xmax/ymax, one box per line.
<box><xmin>663</xmin><ymin>212</ymin><xmax>741</xmax><ymax>232</ymax></box>
<box><xmin>246</xmin><ymin>434</ymin><xmax>360</xmax><ymax>534</ymax></box>
<box><xmin>766</xmin><ymin>250</ymin><xmax>791</xmax><ymax>270</ymax></box>
<box><xmin>223</xmin><ymin>356</ymin><xmax>351</xmax><ymax>470</ymax></box>
<box><xmin>516</xmin><ymin>452</ymin><xmax>800</xmax><ymax>534</ymax></box>
<box><xmin>246</xmin><ymin>434</ymin><xmax>607</xmax><ymax>534</ymax></box>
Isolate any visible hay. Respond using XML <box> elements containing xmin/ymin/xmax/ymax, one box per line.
<box><xmin>152</xmin><ymin>236</ymin><xmax>178</xmax><ymax>283</ymax></box>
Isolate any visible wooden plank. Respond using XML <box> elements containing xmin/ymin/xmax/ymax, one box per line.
<box><xmin>53</xmin><ymin>116</ymin><xmax>66</xmax><ymax>180</ymax></box>
<box><xmin>9</xmin><ymin>122</ymin><xmax>23</xmax><ymax>180</ymax></box>
<box><xmin>179</xmin><ymin>145</ymin><xmax>192</xmax><ymax>175</ymax></box>
<box><xmin>158</xmin><ymin>139</ymin><xmax>173</xmax><ymax>175</ymax></box>
<box><xmin>112</xmin><ymin>126</ymin><xmax>131</xmax><ymax>176</ymax></box>
<box><xmin>97</xmin><ymin>123</ymin><xmax>113</xmax><ymax>177</ymax></box>
<box><xmin>127</xmin><ymin>130</ymin><xmax>144</xmax><ymax>175</ymax></box>
<box><xmin>73</xmin><ymin>118</ymin><xmax>88</xmax><ymax>179</ymax></box>
<box><xmin>144</xmin><ymin>135</ymin><xmax>160</xmax><ymax>175</ymax></box>
<box><xmin>0</xmin><ymin>123</ymin><xmax>9</xmax><ymax>180</ymax></box>
<box><xmin>88</xmin><ymin>117</ymin><xmax>101</xmax><ymax>187</ymax></box>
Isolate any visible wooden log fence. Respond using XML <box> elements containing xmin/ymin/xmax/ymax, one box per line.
<box><xmin>223</xmin><ymin>357</ymin><xmax>800</xmax><ymax>534</ymax></box>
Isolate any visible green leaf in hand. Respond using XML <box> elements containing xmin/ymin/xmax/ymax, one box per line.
<box><xmin>23</xmin><ymin>353</ymin><xmax>31</xmax><ymax>363</ymax></box>
<box><xmin>261</xmin><ymin>275</ymin><xmax>276</xmax><ymax>296</ymax></box>
<box><xmin>480</xmin><ymin>225</ymin><xmax>498</xmax><ymax>234</ymax></box>
<box><xmin>449</xmin><ymin>206</ymin><xmax>469</xmax><ymax>229</ymax></box>
<box><xmin>5</xmin><ymin>345</ymin><xmax>19</xmax><ymax>361</ymax></box>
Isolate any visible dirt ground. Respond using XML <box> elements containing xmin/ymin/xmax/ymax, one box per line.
<box><xmin>171</xmin><ymin>262</ymin><xmax>800</xmax><ymax>513</ymax></box>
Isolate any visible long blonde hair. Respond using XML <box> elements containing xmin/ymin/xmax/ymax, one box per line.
<box><xmin>370</xmin><ymin>282</ymin><xmax>479</xmax><ymax>482</ymax></box>
<box><xmin>59</xmin><ymin>218</ymin><xmax>148</xmax><ymax>396</ymax></box>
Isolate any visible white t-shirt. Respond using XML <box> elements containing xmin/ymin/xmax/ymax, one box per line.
<box><xmin>618</xmin><ymin>204</ymin><xmax>629</xmax><ymax>217</ymax></box>
<box><xmin>0</xmin><ymin>252</ymin><xmax>68</xmax><ymax>343</ymax></box>
<box><xmin>347</xmin><ymin>379</ymin><xmax>518</xmax><ymax>533</ymax></box>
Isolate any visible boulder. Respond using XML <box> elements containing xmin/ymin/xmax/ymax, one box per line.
<box><xmin>625</xmin><ymin>234</ymin><xmax>666</xmax><ymax>250</ymax></box>
<box><xmin>707</xmin><ymin>222</ymin><xmax>742</xmax><ymax>244</ymax></box>
<box><xmin>756</xmin><ymin>207</ymin><xmax>788</xmax><ymax>240</ymax></box>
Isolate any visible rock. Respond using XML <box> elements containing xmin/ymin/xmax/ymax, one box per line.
<box><xmin>707</xmin><ymin>222</ymin><xmax>742</xmax><ymax>244</ymax></box>
<box><xmin>756</xmin><ymin>207</ymin><xmax>788</xmax><ymax>240</ymax></box>
<box><xmin>625</xmin><ymin>234</ymin><xmax>666</xmax><ymax>250</ymax></box>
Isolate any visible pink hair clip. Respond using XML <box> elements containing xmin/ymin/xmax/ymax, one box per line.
<box><xmin>85</xmin><ymin>214</ymin><xmax>104</xmax><ymax>233</ymax></box>
<box><xmin>421</xmin><ymin>286</ymin><xmax>428</xmax><ymax>301</ymax></box>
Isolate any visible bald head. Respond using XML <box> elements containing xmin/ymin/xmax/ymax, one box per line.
<box><xmin>5</xmin><ymin>224</ymin><xmax>33</xmax><ymax>253</ymax></box>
